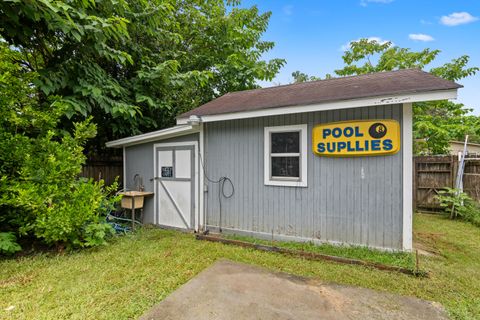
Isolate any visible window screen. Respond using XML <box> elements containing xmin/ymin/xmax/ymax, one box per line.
<box><xmin>270</xmin><ymin>131</ymin><xmax>300</xmax><ymax>179</ymax></box>
<box><xmin>271</xmin><ymin>132</ymin><xmax>300</xmax><ymax>153</ymax></box>
<box><xmin>271</xmin><ymin>156</ymin><xmax>300</xmax><ymax>177</ymax></box>
<box><xmin>264</xmin><ymin>124</ymin><xmax>307</xmax><ymax>187</ymax></box>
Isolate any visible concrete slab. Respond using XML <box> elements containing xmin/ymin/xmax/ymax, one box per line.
<box><xmin>140</xmin><ymin>259</ymin><xmax>447</xmax><ymax>320</ymax></box>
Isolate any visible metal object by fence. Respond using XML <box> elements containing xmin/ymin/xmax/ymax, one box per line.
<box><xmin>414</xmin><ymin>155</ymin><xmax>480</xmax><ymax>211</ymax></box>
<box><xmin>455</xmin><ymin>136</ymin><xmax>468</xmax><ymax>192</ymax></box>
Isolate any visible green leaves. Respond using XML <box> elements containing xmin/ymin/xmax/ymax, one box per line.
<box><xmin>291</xmin><ymin>71</ymin><xmax>320</xmax><ymax>83</ymax></box>
<box><xmin>431</xmin><ymin>55</ymin><xmax>480</xmax><ymax>82</ymax></box>
<box><xmin>413</xmin><ymin>100</ymin><xmax>480</xmax><ymax>154</ymax></box>
<box><xmin>436</xmin><ymin>188</ymin><xmax>480</xmax><ymax>226</ymax></box>
<box><xmin>83</xmin><ymin>222</ymin><xmax>115</xmax><ymax>247</ymax></box>
<box><xmin>0</xmin><ymin>123</ymin><xmax>119</xmax><ymax>249</ymax></box>
<box><xmin>339</xmin><ymin>38</ymin><xmax>393</xmax><ymax>75</ymax></box>
<box><xmin>0</xmin><ymin>44</ymin><xmax>119</xmax><ymax>252</ymax></box>
<box><xmin>0</xmin><ymin>0</ymin><xmax>284</xmax><ymax>148</ymax></box>
<box><xmin>336</xmin><ymin>39</ymin><xmax>441</xmax><ymax>76</ymax></box>
<box><xmin>0</xmin><ymin>232</ymin><xmax>22</xmax><ymax>255</ymax></box>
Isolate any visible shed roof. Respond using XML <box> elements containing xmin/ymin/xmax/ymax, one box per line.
<box><xmin>105</xmin><ymin>125</ymin><xmax>197</xmax><ymax>148</ymax></box>
<box><xmin>179</xmin><ymin>69</ymin><xmax>462</xmax><ymax>119</ymax></box>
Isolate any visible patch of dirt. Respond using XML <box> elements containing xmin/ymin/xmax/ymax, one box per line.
<box><xmin>415</xmin><ymin>230</ymin><xmax>469</xmax><ymax>257</ymax></box>
<box><xmin>0</xmin><ymin>273</ymin><xmax>35</xmax><ymax>288</ymax></box>
<box><xmin>307</xmin><ymin>284</ymin><xmax>351</xmax><ymax>313</ymax></box>
<box><xmin>413</xmin><ymin>232</ymin><xmax>445</xmax><ymax>257</ymax></box>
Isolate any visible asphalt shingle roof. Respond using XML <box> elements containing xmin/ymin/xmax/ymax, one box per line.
<box><xmin>179</xmin><ymin>69</ymin><xmax>462</xmax><ymax>118</ymax></box>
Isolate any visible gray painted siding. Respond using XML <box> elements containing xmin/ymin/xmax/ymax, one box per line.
<box><xmin>124</xmin><ymin>133</ymin><xmax>199</xmax><ymax>223</ymax></box>
<box><xmin>204</xmin><ymin>104</ymin><xmax>403</xmax><ymax>250</ymax></box>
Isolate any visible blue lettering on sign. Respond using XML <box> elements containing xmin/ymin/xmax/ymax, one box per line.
<box><xmin>327</xmin><ymin>143</ymin><xmax>335</xmax><ymax>152</ymax></box>
<box><xmin>316</xmin><ymin>125</ymin><xmax>395</xmax><ymax>154</ymax></box>
<box><xmin>344</xmin><ymin>127</ymin><xmax>353</xmax><ymax>137</ymax></box>
<box><xmin>355</xmin><ymin>127</ymin><xmax>363</xmax><ymax>137</ymax></box>
<box><xmin>383</xmin><ymin>139</ymin><xmax>393</xmax><ymax>151</ymax></box>
<box><xmin>317</xmin><ymin>142</ymin><xmax>325</xmax><ymax>153</ymax></box>
<box><xmin>347</xmin><ymin>141</ymin><xmax>355</xmax><ymax>152</ymax></box>
<box><xmin>355</xmin><ymin>141</ymin><xmax>364</xmax><ymax>151</ymax></box>
<box><xmin>323</xmin><ymin>128</ymin><xmax>331</xmax><ymax>139</ymax></box>
<box><xmin>332</xmin><ymin>128</ymin><xmax>342</xmax><ymax>138</ymax></box>
<box><xmin>322</xmin><ymin>126</ymin><xmax>365</xmax><ymax>139</ymax></box>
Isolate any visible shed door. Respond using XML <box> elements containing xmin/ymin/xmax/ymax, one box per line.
<box><xmin>156</xmin><ymin>146</ymin><xmax>194</xmax><ymax>229</ymax></box>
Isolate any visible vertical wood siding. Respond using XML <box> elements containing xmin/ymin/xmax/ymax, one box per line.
<box><xmin>204</xmin><ymin>104</ymin><xmax>403</xmax><ymax>250</ymax></box>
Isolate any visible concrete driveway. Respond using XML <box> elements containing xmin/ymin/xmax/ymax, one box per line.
<box><xmin>140</xmin><ymin>259</ymin><xmax>447</xmax><ymax>320</ymax></box>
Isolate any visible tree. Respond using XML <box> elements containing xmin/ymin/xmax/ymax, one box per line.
<box><xmin>0</xmin><ymin>43</ymin><xmax>118</xmax><ymax>253</ymax></box>
<box><xmin>291</xmin><ymin>71</ymin><xmax>320</xmax><ymax>83</ymax></box>
<box><xmin>292</xmin><ymin>39</ymin><xmax>479</xmax><ymax>154</ymax></box>
<box><xmin>0</xmin><ymin>0</ymin><xmax>285</xmax><ymax>150</ymax></box>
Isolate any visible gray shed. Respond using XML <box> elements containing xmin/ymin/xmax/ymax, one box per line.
<box><xmin>107</xmin><ymin>69</ymin><xmax>461</xmax><ymax>251</ymax></box>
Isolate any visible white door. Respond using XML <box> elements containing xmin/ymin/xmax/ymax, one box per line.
<box><xmin>155</xmin><ymin>146</ymin><xmax>194</xmax><ymax>229</ymax></box>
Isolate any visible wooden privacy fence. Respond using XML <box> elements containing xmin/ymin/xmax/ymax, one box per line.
<box><xmin>79</xmin><ymin>156</ymin><xmax>123</xmax><ymax>187</ymax></box>
<box><xmin>414</xmin><ymin>155</ymin><xmax>480</xmax><ymax>211</ymax></box>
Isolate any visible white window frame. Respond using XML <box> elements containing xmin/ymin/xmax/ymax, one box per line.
<box><xmin>264</xmin><ymin>124</ymin><xmax>308</xmax><ymax>187</ymax></box>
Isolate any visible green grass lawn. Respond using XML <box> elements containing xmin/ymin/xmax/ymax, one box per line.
<box><xmin>1</xmin><ymin>213</ymin><xmax>479</xmax><ymax>320</ymax></box>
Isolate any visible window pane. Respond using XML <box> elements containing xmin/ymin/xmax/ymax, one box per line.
<box><xmin>271</xmin><ymin>132</ymin><xmax>299</xmax><ymax>153</ymax></box>
<box><xmin>271</xmin><ymin>157</ymin><xmax>300</xmax><ymax>178</ymax></box>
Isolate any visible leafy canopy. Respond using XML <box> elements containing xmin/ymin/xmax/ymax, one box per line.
<box><xmin>291</xmin><ymin>38</ymin><xmax>479</xmax><ymax>154</ymax></box>
<box><xmin>334</xmin><ymin>38</ymin><xmax>478</xmax><ymax>81</ymax></box>
<box><xmin>0</xmin><ymin>0</ymin><xmax>285</xmax><ymax>149</ymax></box>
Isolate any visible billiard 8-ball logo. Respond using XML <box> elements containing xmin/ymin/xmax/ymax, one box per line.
<box><xmin>369</xmin><ymin>123</ymin><xmax>387</xmax><ymax>139</ymax></box>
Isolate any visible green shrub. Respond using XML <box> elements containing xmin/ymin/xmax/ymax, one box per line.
<box><xmin>0</xmin><ymin>117</ymin><xmax>121</xmax><ymax>249</ymax></box>
<box><xmin>0</xmin><ymin>232</ymin><xmax>22</xmax><ymax>255</ymax></box>
<box><xmin>436</xmin><ymin>188</ymin><xmax>480</xmax><ymax>227</ymax></box>
<box><xmin>84</xmin><ymin>222</ymin><xmax>116</xmax><ymax>247</ymax></box>
<box><xmin>20</xmin><ymin>179</ymin><xmax>119</xmax><ymax>247</ymax></box>
<box><xmin>0</xmin><ymin>43</ymin><xmax>120</xmax><ymax>253</ymax></box>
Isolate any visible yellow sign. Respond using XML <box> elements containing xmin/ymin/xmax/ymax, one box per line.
<box><xmin>312</xmin><ymin>120</ymin><xmax>400</xmax><ymax>157</ymax></box>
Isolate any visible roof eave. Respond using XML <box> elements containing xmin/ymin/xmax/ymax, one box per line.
<box><xmin>176</xmin><ymin>89</ymin><xmax>458</xmax><ymax>125</ymax></box>
<box><xmin>106</xmin><ymin>125</ymin><xmax>198</xmax><ymax>148</ymax></box>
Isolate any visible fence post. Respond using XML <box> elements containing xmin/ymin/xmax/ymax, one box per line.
<box><xmin>451</xmin><ymin>155</ymin><xmax>457</xmax><ymax>189</ymax></box>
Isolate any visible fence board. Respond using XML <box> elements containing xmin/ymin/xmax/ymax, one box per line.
<box><xmin>79</xmin><ymin>156</ymin><xmax>123</xmax><ymax>186</ymax></box>
<box><xmin>414</xmin><ymin>155</ymin><xmax>480</xmax><ymax>211</ymax></box>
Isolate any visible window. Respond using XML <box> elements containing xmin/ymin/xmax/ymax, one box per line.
<box><xmin>264</xmin><ymin>124</ymin><xmax>308</xmax><ymax>187</ymax></box>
